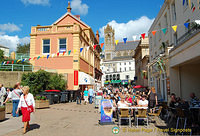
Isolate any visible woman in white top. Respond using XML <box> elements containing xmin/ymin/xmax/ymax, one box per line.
<box><xmin>16</xmin><ymin>86</ymin><xmax>35</xmax><ymax>134</ymax></box>
<box><xmin>4</xmin><ymin>84</ymin><xmax>22</xmax><ymax>117</ymax></box>
<box><xmin>117</xmin><ymin>96</ymin><xmax>129</xmax><ymax>108</ymax></box>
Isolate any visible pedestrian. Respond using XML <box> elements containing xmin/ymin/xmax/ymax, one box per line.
<box><xmin>16</xmin><ymin>86</ymin><xmax>35</xmax><ymax>134</ymax></box>
<box><xmin>4</xmin><ymin>84</ymin><xmax>22</xmax><ymax>117</ymax></box>
<box><xmin>0</xmin><ymin>84</ymin><xmax>6</xmax><ymax>106</ymax></box>
<box><xmin>148</xmin><ymin>87</ymin><xmax>158</xmax><ymax>113</ymax></box>
<box><xmin>88</xmin><ymin>87</ymin><xmax>94</xmax><ymax>104</ymax></box>
<box><xmin>83</xmin><ymin>88</ymin><xmax>88</xmax><ymax>105</ymax></box>
<box><xmin>76</xmin><ymin>87</ymin><xmax>81</xmax><ymax>104</ymax></box>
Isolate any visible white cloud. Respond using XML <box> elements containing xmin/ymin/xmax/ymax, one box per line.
<box><xmin>71</xmin><ymin>0</ymin><xmax>89</xmax><ymax>15</ymax></box>
<box><xmin>0</xmin><ymin>35</ymin><xmax>30</xmax><ymax>52</ymax></box>
<box><xmin>0</xmin><ymin>23</ymin><xmax>21</xmax><ymax>32</ymax></box>
<box><xmin>99</xmin><ymin>16</ymin><xmax>154</xmax><ymax>41</ymax></box>
<box><xmin>21</xmin><ymin>0</ymin><xmax>50</xmax><ymax>6</ymax></box>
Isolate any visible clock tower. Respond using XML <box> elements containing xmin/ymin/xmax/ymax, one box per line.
<box><xmin>104</xmin><ymin>24</ymin><xmax>115</xmax><ymax>61</ymax></box>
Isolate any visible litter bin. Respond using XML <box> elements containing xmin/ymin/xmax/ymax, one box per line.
<box><xmin>60</xmin><ymin>91</ymin><xmax>69</xmax><ymax>103</ymax></box>
<box><xmin>68</xmin><ymin>91</ymin><xmax>74</xmax><ymax>102</ymax></box>
<box><xmin>43</xmin><ymin>90</ymin><xmax>61</xmax><ymax>105</ymax></box>
<box><xmin>73</xmin><ymin>91</ymin><xmax>78</xmax><ymax>102</ymax></box>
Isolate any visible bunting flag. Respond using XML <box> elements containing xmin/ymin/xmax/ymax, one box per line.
<box><xmin>25</xmin><ymin>58</ymin><xmax>27</xmax><ymax>61</ymax></box>
<box><xmin>28</xmin><ymin>58</ymin><xmax>31</xmax><ymax>61</ymax></box>
<box><xmin>41</xmin><ymin>55</ymin><xmax>44</xmax><ymax>59</ymax></box>
<box><xmin>123</xmin><ymin>38</ymin><xmax>127</xmax><ymax>44</ymax></box>
<box><xmin>3</xmin><ymin>61</ymin><xmax>6</xmax><ymax>65</ymax></box>
<box><xmin>17</xmin><ymin>60</ymin><xmax>21</xmax><ymax>63</ymax></box>
<box><xmin>74</xmin><ymin>49</ymin><xmax>77</xmax><ymax>54</ymax></box>
<box><xmin>86</xmin><ymin>46</ymin><xmax>90</xmax><ymax>51</ymax></box>
<box><xmin>47</xmin><ymin>54</ymin><xmax>50</xmax><ymax>59</ymax></box>
<box><xmin>101</xmin><ymin>43</ymin><xmax>104</xmax><ymax>48</ymax></box>
<box><xmin>189</xmin><ymin>0</ymin><xmax>191</xmax><ymax>8</ymax></box>
<box><xmin>162</xmin><ymin>28</ymin><xmax>167</xmax><ymax>34</ymax></box>
<box><xmin>80</xmin><ymin>48</ymin><xmax>83</xmax><ymax>53</ymax></box>
<box><xmin>193</xmin><ymin>7</ymin><xmax>196</xmax><ymax>12</ymax></box>
<box><xmin>68</xmin><ymin>50</ymin><xmax>71</xmax><ymax>55</ymax></box>
<box><xmin>183</xmin><ymin>0</ymin><xmax>185</xmax><ymax>5</ymax></box>
<box><xmin>51</xmin><ymin>53</ymin><xmax>55</xmax><ymax>58</ymax></box>
<box><xmin>152</xmin><ymin>30</ymin><xmax>157</xmax><ymax>36</ymax></box>
<box><xmin>115</xmin><ymin>40</ymin><xmax>119</xmax><ymax>45</ymax></box>
<box><xmin>191</xmin><ymin>2</ymin><xmax>194</xmax><ymax>9</ymax></box>
<box><xmin>7</xmin><ymin>61</ymin><xmax>9</xmax><ymax>64</ymax></box>
<box><xmin>57</xmin><ymin>52</ymin><xmax>59</xmax><ymax>57</ymax></box>
<box><xmin>22</xmin><ymin>59</ymin><xmax>25</xmax><ymax>62</ymax></box>
<box><xmin>195</xmin><ymin>20</ymin><xmax>200</xmax><ymax>24</ymax></box>
<box><xmin>93</xmin><ymin>45</ymin><xmax>97</xmax><ymax>50</ymax></box>
<box><xmin>12</xmin><ymin>60</ymin><xmax>14</xmax><ymax>64</ymax></box>
<box><xmin>184</xmin><ymin>23</ymin><xmax>189</xmax><ymax>28</ymax></box>
<box><xmin>37</xmin><ymin>56</ymin><xmax>40</xmax><ymax>60</ymax></box>
<box><xmin>172</xmin><ymin>25</ymin><xmax>177</xmax><ymax>32</ymax></box>
<box><xmin>33</xmin><ymin>57</ymin><xmax>37</xmax><ymax>60</ymax></box>
<box><xmin>1</xmin><ymin>62</ymin><xmax>3</xmax><ymax>65</ymax></box>
<box><xmin>132</xmin><ymin>35</ymin><xmax>137</xmax><ymax>41</ymax></box>
<box><xmin>63</xmin><ymin>51</ymin><xmax>66</xmax><ymax>56</ymax></box>
<box><xmin>14</xmin><ymin>60</ymin><xmax>17</xmax><ymax>63</ymax></box>
<box><xmin>141</xmin><ymin>33</ymin><xmax>145</xmax><ymax>39</ymax></box>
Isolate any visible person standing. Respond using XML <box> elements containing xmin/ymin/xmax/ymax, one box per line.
<box><xmin>76</xmin><ymin>87</ymin><xmax>82</xmax><ymax>105</ymax></box>
<box><xmin>148</xmin><ymin>87</ymin><xmax>158</xmax><ymax>113</ymax></box>
<box><xmin>88</xmin><ymin>87</ymin><xmax>94</xmax><ymax>104</ymax></box>
<box><xmin>4</xmin><ymin>84</ymin><xmax>22</xmax><ymax>117</ymax></box>
<box><xmin>83</xmin><ymin>88</ymin><xmax>89</xmax><ymax>105</ymax></box>
<box><xmin>0</xmin><ymin>84</ymin><xmax>6</xmax><ymax>106</ymax></box>
<box><xmin>16</xmin><ymin>86</ymin><xmax>35</xmax><ymax>134</ymax></box>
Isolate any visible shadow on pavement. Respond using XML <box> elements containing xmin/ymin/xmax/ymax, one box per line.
<box><xmin>29</xmin><ymin>124</ymin><xmax>40</xmax><ymax>131</ymax></box>
<box><xmin>0</xmin><ymin>118</ymin><xmax>9</xmax><ymax>122</ymax></box>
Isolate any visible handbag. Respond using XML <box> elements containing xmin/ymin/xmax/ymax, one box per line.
<box><xmin>24</xmin><ymin>96</ymin><xmax>34</xmax><ymax>113</ymax></box>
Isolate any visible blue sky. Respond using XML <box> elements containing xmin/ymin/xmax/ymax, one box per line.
<box><xmin>0</xmin><ymin>0</ymin><xmax>164</xmax><ymax>51</ymax></box>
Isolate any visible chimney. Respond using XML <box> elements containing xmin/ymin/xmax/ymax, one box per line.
<box><xmin>67</xmin><ymin>1</ymin><xmax>72</xmax><ymax>13</ymax></box>
<box><xmin>96</xmin><ymin>30</ymin><xmax>99</xmax><ymax>43</ymax></box>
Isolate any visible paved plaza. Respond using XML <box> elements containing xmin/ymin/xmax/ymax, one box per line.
<box><xmin>0</xmin><ymin>103</ymin><xmax>172</xmax><ymax>136</ymax></box>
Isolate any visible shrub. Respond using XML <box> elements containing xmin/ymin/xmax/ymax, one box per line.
<box><xmin>21</xmin><ymin>70</ymin><xmax>66</xmax><ymax>96</ymax></box>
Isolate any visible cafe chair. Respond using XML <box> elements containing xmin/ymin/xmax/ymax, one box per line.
<box><xmin>136</xmin><ymin>109</ymin><xmax>148</xmax><ymax>127</ymax></box>
<box><xmin>118</xmin><ymin>109</ymin><xmax>131</xmax><ymax>127</ymax></box>
<box><xmin>148</xmin><ymin>106</ymin><xmax>163</xmax><ymax>123</ymax></box>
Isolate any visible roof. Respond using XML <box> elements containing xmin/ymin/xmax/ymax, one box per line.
<box><xmin>112</xmin><ymin>56</ymin><xmax>133</xmax><ymax>61</ymax></box>
<box><xmin>0</xmin><ymin>44</ymin><xmax>9</xmax><ymax>49</ymax></box>
<box><xmin>52</xmin><ymin>12</ymin><xmax>89</xmax><ymax>28</ymax></box>
<box><xmin>115</xmin><ymin>41</ymin><xmax>139</xmax><ymax>51</ymax></box>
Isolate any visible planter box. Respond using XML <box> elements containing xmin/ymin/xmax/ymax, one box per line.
<box><xmin>0</xmin><ymin>107</ymin><xmax>5</xmax><ymax>121</ymax></box>
<box><xmin>5</xmin><ymin>103</ymin><xmax>13</xmax><ymax>114</ymax></box>
<box><xmin>35</xmin><ymin>100</ymin><xmax>49</xmax><ymax>109</ymax></box>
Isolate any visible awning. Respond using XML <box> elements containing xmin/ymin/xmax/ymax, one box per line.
<box><xmin>79</xmin><ymin>72</ymin><xmax>95</xmax><ymax>85</ymax></box>
<box><xmin>111</xmin><ymin>80</ymin><xmax>121</xmax><ymax>84</ymax></box>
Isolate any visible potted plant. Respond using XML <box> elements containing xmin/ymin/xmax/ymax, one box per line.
<box><xmin>5</xmin><ymin>101</ymin><xmax>13</xmax><ymax>114</ymax></box>
<box><xmin>35</xmin><ymin>96</ymin><xmax>49</xmax><ymax>109</ymax></box>
<box><xmin>0</xmin><ymin>106</ymin><xmax>5</xmax><ymax>121</ymax></box>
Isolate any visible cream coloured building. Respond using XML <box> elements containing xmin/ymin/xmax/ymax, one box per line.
<box><xmin>149</xmin><ymin>0</ymin><xmax>200</xmax><ymax>101</ymax></box>
<box><xmin>0</xmin><ymin>44</ymin><xmax>9</xmax><ymax>57</ymax></box>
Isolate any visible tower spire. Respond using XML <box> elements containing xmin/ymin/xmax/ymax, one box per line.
<box><xmin>67</xmin><ymin>1</ymin><xmax>72</xmax><ymax>13</ymax></box>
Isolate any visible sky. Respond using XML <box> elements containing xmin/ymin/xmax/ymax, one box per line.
<box><xmin>0</xmin><ymin>0</ymin><xmax>164</xmax><ymax>51</ymax></box>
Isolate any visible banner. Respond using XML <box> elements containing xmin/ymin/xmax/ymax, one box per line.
<box><xmin>100</xmin><ymin>99</ymin><xmax>113</xmax><ymax>123</ymax></box>
<box><xmin>74</xmin><ymin>70</ymin><xmax>78</xmax><ymax>86</ymax></box>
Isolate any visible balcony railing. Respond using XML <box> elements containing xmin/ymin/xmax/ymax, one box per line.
<box><xmin>176</xmin><ymin>26</ymin><xmax>200</xmax><ymax>47</ymax></box>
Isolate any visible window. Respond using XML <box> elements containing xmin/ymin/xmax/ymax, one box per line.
<box><xmin>172</xmin><ymin>3</ymin><xmax>176</xmax><ymax>21</ymax></box>
<box><xmin>120</xmin><ymin>68</ymin><xmax>122</xmax><ymax>72</ymax></box>
<box><xmin>159</xmin><ymin>23</ymin><xmax>162</xmax><ymax>40</ymax></box>
<box><xmin>59</xmin><ymin>38</ymin><xmax>66</xmax><ymax>53</ymax></box>
<box><xmin>120</xmin><ymin>63</ymin><xmax>121</xmax><ymax>65</ymax></box>
<box><xmin>126</xmin><ymin>75</ymin><xmax>129</xmax><ymax>80</ymax></box>
<box><xmin>129</xmin><ymin>67</ymin><xmax>131</xmax><ymax>71</ymax></box>
<box><xmin>125</xmin><ymin>67</ymin><xmax>126</xmax><ymax>71</ymax></box>
<box><xmin>129</xmin><ymin>62</ymin><xmax>131</xmax><ymax>65</ymax></box>
<box><xmin>106</xmin><ymin>75</ymin><xmax>109</xmax><ymax>81</ymax></box>
<box><xmin>109</xmin><ymin>75</ymin><xmax>112</xmax><ymax>80</ymax></box>
<box><xmin>43</xmin><ymin>39</ymin><xmax>50</xmax><ymax>53</ymax></box>
<box><xmin>117</xmin><ymin>74</ymin><xmax>120</xmax><ymax>80</ymax></box>
<box><xmin>164</xmin><ymin>14</ymin><xmax>168</xmax><ymax>28</ymax></box>
<box><xmin>124</xmin><ymin>63</ymin><xmax>126</xmax><ymax>65</ymax></box>
<box><xmin>113</xmin><ymin>74</ymin><xmax>116</xmax><ymax>80</ymax></box>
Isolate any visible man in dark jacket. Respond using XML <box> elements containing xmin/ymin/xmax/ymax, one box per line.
<box><xmin>77</xmin><ymin>87</ymin><xmax>82</xmax><ymax>104</ymax></box>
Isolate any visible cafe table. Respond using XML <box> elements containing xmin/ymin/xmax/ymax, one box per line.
<box><xmin>118</xmin><ymin>106</ymin><xmax>148</xmax><ymax>110</ymax></box>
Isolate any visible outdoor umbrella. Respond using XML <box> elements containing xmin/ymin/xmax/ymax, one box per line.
<box><xmin>133</xmin><ymin>85</ymin><xmax>145</xmax><ymax>89</ymax></box>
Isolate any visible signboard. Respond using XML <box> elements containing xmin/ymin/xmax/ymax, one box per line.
<box><xmin>74</xmin><ymin>70</ymin><xmax>78</xmax><ymax>85</ymax></box>
<box><xmin>79</xmin><ymin>72</ymin><xmax>95</xmax><ymax>85</ymax></box>
<box><xmin>100</xmin><ymin>99</ymin><xmax>113</xmax><ymax>123</ymax></box>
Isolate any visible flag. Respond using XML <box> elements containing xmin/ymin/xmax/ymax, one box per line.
<box><xmin>12</xmin><ymin>60</ymin><xmax>14</xmax><ymax>64</ymax></box>
<box><xmin>47</xmin><ymin>55</ymin><xmax>50</xmax><ymax>59</ymax></box>
<box><xmin>74</xmin><ymin>49</ymin><xmax>77</xmax><ymax>54</ymax></box>
<box><xmin>3</xmin><ymin>61</ymin><xmax>6</xmax><ymax>65</ymax></box>
<box><xmin>132</xmin><ymin>35</ymin><xmax>137</xmax><ymax>41</ymax></box>
<box><xmin>189</xmin><ymin>0</ymin><xmax>191</xmax><ymax>8</ymax></box>
<box><xmin>93</xmin><ymin>45</ymin><xmax>97</xmax><ymax>50</ymax></box>
<box><xmin>183</xmin><ymin>0</ymin><xmax>185</xmax><ymax>5</ymax></box>
<box><xmin>57</xmin><ymin>52</ymin><xmax>59</xmax><ymax>57</ymax></box>
<box><xmin>37</xmin><ymin>56</ymin><xmax>40</xmax><ymax>60</ymax></box>
<box><xmin>101</xmin><ymin>43</ymin><xmax>104</xmax><ymax>48</ymax></box>
<box><xmin>191</xmin><ymin>2</ymin><xmax>194</xmax><ymax>9</ymax></box>
<box><xmin>195</xmin><ymin>20</ymin><xmax>200</xmax><ymax>24</ymax></box>
<box><xmin>115</xmin><ymin>40</ymin><xmax>119</xmax><ymax>45</ymax></box>
<box><xmin>14</xmin><ymin>60</ymin><xmax>17</xmax><ymax>63</ymax></box>
<box><xmin>172</xmin><ymin>25</ymin><xmax>177</xmax><ymax>32</ymax></box>
<box><xmin>22</xmin><ymin>59</ymin><xmax>25</xmax><ymax>62</ymax></box>
<box><xmin>123</xmin><ymin>38</ymin><xmax>127</xmax><ymax>44</ymax></box>
<box><xmin>1</xmin><ymin>62</ymin><xmax>3</xmax><ymax>65</ymax></box>
<box><xmin>152</xmin><ymin>30</ymin><xmax>157</xmax><ymax>36</ymax></box>
<box><xmin>86</xmin><ymin>46</ymin><xmax>90</xmax><ymax>51</ymax></box>
<box><xmin>162</xmin><ymin>28</ymin><xmax>167</xmax><ymax>34</ymax></box>
<box><xmin>193</xmin><ymin>7</ymin><xmax>196</xmax><ymax>12</ymax></box>
<box><xmin>141</xmin><ymin>33</ymin><xmax>145</xmax><ymax>39</ymax></box>
<box><xmin>80</xmin><ymin>48</ymin><xmax>83</xmax><ymax>53</ymax></box>
<box><xmin>184</xmin><ymin>23</ymin><xmax>189</xmax><ymax>28</ymax></box>
<box><xmin>33</xmin><ymin>57</ymin><xmax>37</xmax><ymax>60</ymax></box>
<box><xmin>17</xmin><ymin>60</ymin><xmax>21</xmax><ymax>63</ymax></box>
<box><xmin>68</xmin><ymin>50</ymin><xmax>71</xmax><ymax>55</ymax></box>
<box><xmin>7</xmin><ymin>61</ymin><xmax>9</xmax><ymax>64</ymax></box>
<box><xmin>28</xmin><ymin>58</ymin><xmax>31</xmax><ymax>61</ymax></box>
<box><xmin>63</xmin><ymin>51</ymin><xmax>66</xmax><ymax>56</ymax></box>
<box><xmin>52</xmin><ymin>53</ymin><xmax>55</xmax><ymax>58</ymax></box>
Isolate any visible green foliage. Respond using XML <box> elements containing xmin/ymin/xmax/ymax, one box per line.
<box><xmin>35</xmin><ymin>96</ymin><xmax>47</xmax><ymax>100</ymax></box>
<box><xmin>21</xmin><ymin>70</ymin><xmax>66</xmax><ymax>96</ymax></box>
<box><xmin>16</xmin><ymin>43</ymin><xmax>30</xmax><ymax>53</ymax></box>
<box><xmin>0</xmin><ymin>49</ymin><xmax>4</xmax><ymax>62</ymax></box>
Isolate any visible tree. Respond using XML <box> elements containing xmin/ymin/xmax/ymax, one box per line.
<box><xmin>16</xmin><ymin>43</ymin><xmax>30</xmax><ymax>54</ymax></box>
<box><xmin>0</xmin><ymin>49</ymin><xmax>4</xmax><ymax>62</ymax></box>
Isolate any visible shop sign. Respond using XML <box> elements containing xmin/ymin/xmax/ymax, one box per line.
<box><xmin>100</xmin><ymin>99</ymin><xmax>113</xmax><ymax>123</ymax></box>
<box><xmin>74</xmin><ymin>70</ymin><xmax>79</xmax><ymax>85</ymax></box>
